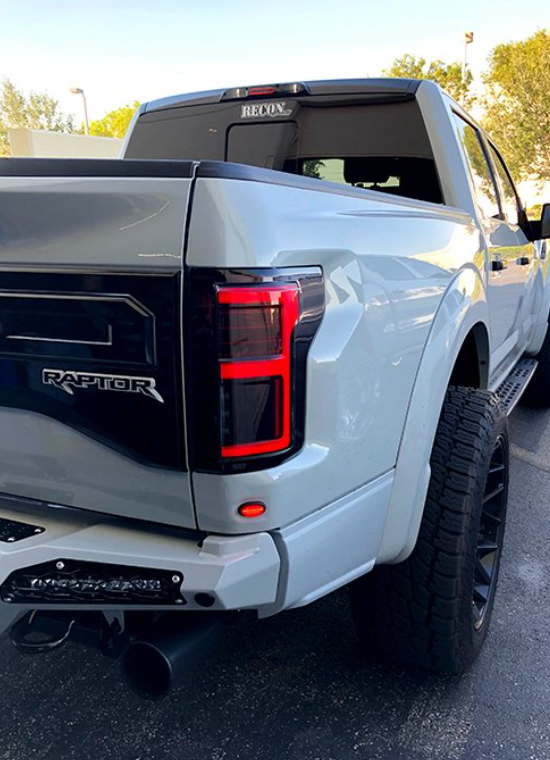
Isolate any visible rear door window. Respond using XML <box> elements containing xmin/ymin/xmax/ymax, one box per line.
<box><xmin>487</xmin><ymin>143</ymin><xmax>520</xmax><ymax>226</ymax></box>
<box><xmin>453</xmin><ymin>114</ymin><xmax>500</xmax><ymax>219</ymax></box>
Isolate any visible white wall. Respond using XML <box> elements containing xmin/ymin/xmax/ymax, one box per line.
<box><xmin>517</xmin><ymin>178</ymin><xmax>550</xmax><ymax>209</ymax></box>
<box><xmin>8</xmin><ymin>128</ymin><xmax>123</xmax><ymax>158</ymax></box>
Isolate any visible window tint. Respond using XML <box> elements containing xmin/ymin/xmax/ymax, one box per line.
<box><xmin>300</xmin><ymin>158</ymin><xmax>400</xmax><ymax>187</ymax></box>
<box><xmin>453</xmin><ymin>114</ymin><xmax>500</xmax><ymax>219</ymax></box>
<box><xmin>488</xmin><ymin>144</ymin><xmax>519</xmax><ymax>225</ymax></box>
<box><xmin>302</xmin><ymin>159</ymin><xmax>347</xmax><ymax>184</ymax></box>
<box><xmin>286</xmin><ymin>156</ymin><xmax>442</xmax><ymax>203</ymax></box>
<box><xmin>226</xmin><ymin>122</ymin><xmax>298</xmax><ymax>169</ymax></box>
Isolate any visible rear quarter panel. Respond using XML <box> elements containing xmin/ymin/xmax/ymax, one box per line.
<box><xmin>187</xmin><ymin>176</ymin><xmax>483</xmax><ymax>534</ymax></box>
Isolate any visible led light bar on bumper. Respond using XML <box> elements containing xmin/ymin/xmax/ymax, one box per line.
<box><xmin>1</xmin><ymin>560</ymin><xmax>185</xmax><ymax>605</ymax></box>
<box><xmin>186</xmin><ymin>268</ymin><xmax>324</xmax><ymax>474</ymax></box>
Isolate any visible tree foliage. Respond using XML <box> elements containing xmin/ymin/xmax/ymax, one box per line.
<box><xmin>302</xmin><ymin>159</ymin><xmax>325</xmax><ymax>179</ymax></box>
<box><xmin>482</xmin><ymin>29</ymin><xmax>550</xmax><ymax>183</ymax></box>
<box><xmin>89</xmin><ymin>101</ymin><xmax>140</xmax><ymax>139</ymax></box>
<box><xmin>0</xmin><ymin>78</ymin><xmax>75</xmax><ymax>156</ymax></box>
<box><xmin>383</xmin><ymin>54</ymin><xmax>475</xmax><ymax>108</ymax></box>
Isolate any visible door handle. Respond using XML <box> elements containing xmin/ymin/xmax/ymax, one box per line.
<box><xmin>515</xmin><ymin>256</ymin><xmax>530</xmax><ymax>266</ymax></box>
<box><xmin>491</xmin><ymin>260</ymin><xmax>504</xmax><ymax>271</ymax></box>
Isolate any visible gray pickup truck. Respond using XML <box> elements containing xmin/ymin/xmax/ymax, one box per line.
<box><xmin>0</xmin><ymin>78</ymin><xmax>549</xmax><ymax>697</ymax></box>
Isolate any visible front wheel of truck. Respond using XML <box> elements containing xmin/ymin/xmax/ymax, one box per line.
<box><xmin>350</xmin><ymin>387</ymin><xmax>509</xmax><ymax>674</ymax></box>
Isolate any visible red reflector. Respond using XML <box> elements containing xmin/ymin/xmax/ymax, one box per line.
<box><xmin>248</xmin><ymin>86</ymin><xmax>277</xmax><ymax>96</ymax></box>
<box><xmin>238</xmin><ymin>502</ymin><xmax>266</xmax><ymax>518</ymax></box>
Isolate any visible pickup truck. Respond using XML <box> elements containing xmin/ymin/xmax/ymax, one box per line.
<box><xmin>1</xmin><ymin>78</ymin><xmax>549</xmax><ymax>697</ymax></box>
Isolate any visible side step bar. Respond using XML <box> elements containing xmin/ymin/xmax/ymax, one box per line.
<box><xmin>496</xmin><ymin>358</ymin><xmax>537</xmax><ymax>415</ymax></box>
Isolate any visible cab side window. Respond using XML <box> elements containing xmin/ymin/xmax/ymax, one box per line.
<box><xmin>453</xmin><ymin>114</ymin><xmax>500</xmax><ymax>220</ymax></box>
<box><xmin>488</xmin><ymin>143</ymin><xmax>520</xmax><ymax>226</ymax></box>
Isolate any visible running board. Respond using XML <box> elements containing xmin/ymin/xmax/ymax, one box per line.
<box><xmin>496</xmin><ymin>358</ymin><xmax>537</xmax><ymax>415</ymax></box>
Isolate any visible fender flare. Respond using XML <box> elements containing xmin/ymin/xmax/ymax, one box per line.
<box><xmin>377</xmin><ymin>265</ymin><xmax>490</xmax><ymax>564</ymax></box>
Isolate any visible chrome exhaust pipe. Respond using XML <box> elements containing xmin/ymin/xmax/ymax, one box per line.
<box><xmin>122</xmin><ymin>613</ymin><xmax>222</xmax><ymax>699</ymax></box>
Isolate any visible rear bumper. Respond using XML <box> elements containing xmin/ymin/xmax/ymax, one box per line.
<box><xmin>0</xmin><ymin>495</ymin><xmax>280</xmax><ymax>633</ymax></box>
<box><xmin>0</xmin><ymin>469</ymin><xmax>394</xmax><ymax>632</ymax></box>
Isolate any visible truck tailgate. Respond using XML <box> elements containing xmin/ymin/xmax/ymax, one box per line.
<box><xmin>0</xmin><ymin>159</ymin><xmax>196</xmax><ymax>528</ymax></box>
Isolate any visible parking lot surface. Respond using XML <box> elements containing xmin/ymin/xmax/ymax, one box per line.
<box><xmin>1</xmin><ymin>403</ymin><xmax>549</xmax><ymax>760</ymax></box>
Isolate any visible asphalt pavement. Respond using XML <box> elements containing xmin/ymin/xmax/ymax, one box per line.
<box><xmin>1</xmin><ymin>403</ymin><xmax>550</xmax><ymax>760</ymax></box>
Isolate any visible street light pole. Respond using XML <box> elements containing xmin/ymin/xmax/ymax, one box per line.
<box><xmin>70</xmin><ymin>87</ymin><xmax>89</xmax><ymax>135</ymax></box>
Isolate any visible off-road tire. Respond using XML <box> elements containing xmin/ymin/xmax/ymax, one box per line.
<box><xmin>350</xmin><ymin>387</ymin><xmax>509</xmax><ymax>674</ymax></box>
<box><xmin>521</xmin><ymin>324</ymin><xmax>550</xmax><ymax>407</ymax></box>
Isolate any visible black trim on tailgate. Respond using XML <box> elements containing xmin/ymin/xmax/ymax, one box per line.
<box><xmin>0</xmin><ymin>270</ymin><xmax>186</xmax><ymax>470</ymax></box>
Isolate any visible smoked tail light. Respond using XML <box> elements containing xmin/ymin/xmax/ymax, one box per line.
<box><xmin>186</xmin><ymin>269</ymin><xmax>324</xmax><ymax>474</ymax></box>
<box><xmin>218</xmin><ymin>283</ymin><xmax>298</xmax><ymax>459</ymax></box>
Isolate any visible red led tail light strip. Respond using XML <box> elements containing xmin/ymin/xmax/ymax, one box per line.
<box><xmin>217</xmin><ymin>283</ymin><xmax>299</xmax><ymax>458</ymax></box>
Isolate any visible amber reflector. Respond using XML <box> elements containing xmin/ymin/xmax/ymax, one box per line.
<box><xmin>238</xmin><ymin>502</ymin><xmax>266</xmax><ymax>518</ymax></box>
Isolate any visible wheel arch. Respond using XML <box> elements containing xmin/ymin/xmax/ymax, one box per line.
<box><xmin>449</xmin><ymin>321</ymin><xmax>490</xmax><ymax>390</ymax></box>
<box><xmin>377</xmin><ymin>266</ymin><xmax>491</xmax><ymax>564</ymax></box>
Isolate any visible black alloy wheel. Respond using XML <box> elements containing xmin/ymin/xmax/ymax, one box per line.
<box><xmin>473</xmin><ymin>433</ymin><xmax>508</xmax><ymax>630</ymax></box>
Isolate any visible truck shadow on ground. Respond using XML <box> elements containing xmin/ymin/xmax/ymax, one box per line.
<box><xmin>0</xmin><ymin>589</ymin><xmax>468</xmax><ymax>760</ymax></box>
<box><xmin>1</xmin><ymin>403</ymin><xmax>546</xmax><ymax>760</ymax></box>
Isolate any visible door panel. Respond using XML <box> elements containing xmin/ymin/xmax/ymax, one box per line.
<box><xmin>452</xmin><ymin>113</ymin><xmax>529</xmax><ymax>377</ymax></box>
<box><xmin>483</xmin><ymin>219</ymin><xmax>532</xmax><ymax>371</ymax></box>
<box><xmin>486</xmin><ymin>141</ymin><xmax>536</xmax><ymax>349</ymax></box>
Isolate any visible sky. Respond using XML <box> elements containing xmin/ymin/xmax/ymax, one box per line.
<box><xmin>0</xmin><ymin>0</ymin><xmax>548</xmax><ymax>123</ymax></box>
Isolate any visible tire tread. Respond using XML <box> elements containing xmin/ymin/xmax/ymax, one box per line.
<box><xmin>350</xmin><ymin>386</ymin><xmax>507</xmax><ymax>673</ymax></box>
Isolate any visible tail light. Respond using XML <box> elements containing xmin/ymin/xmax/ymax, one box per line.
<box><xmin>221</xmin><ymin>83</ymin><xmax>310</xmax><ymax>100</ymax></box>
<box><xmin>218</xmin><ymin>283</ymin><xmax>298</xmax><ymax>458</ymax></box>
<box><xmin>186</xmin><ymin>269</ymin><xmax>324</xmax><ymax>474</ymax></box>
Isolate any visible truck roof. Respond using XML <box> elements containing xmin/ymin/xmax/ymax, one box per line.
<box><xmin>144</xmin><ymin>78</ymin><xmax>421</xmax><ymax>113</ymax></box>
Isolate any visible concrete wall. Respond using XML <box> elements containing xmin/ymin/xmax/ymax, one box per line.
<box><xmin>8</xmin><ymin>128</ymin><xmax>123</xmax><ymax>158</ymax></box>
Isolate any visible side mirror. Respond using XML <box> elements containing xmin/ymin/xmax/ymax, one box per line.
<box><xmin>542</xmin><ymin>203</ymin><xmax>550</xmax><ymax>240</ymax></box>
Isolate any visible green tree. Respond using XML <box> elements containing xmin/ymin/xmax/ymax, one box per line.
<box><xmin>0</xmin><ymin>78</ymin><xmax>75</xmax><ymax>156</ymax></box>
<box><xmin>482</xmin><ymin>29</ymin><xmax>550</xmax><ymax>183</ymax></box>
<box><xmin>383</xmin><ymin>54</ymin><xmax>475</xmax><ymax>107</ymax></box>
<box><xmin>89</xmin><ymin>101</ymin><xmax>140</xmax><ymax>139</ymax></box>
<box><xmin>302</xmin><ymin>159</ymin><xmax>325</xmax><ymax>179</ymax></box>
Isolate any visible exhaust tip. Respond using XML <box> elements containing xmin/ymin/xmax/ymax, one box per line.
<box><xmin>122</xmin><ymin>614</ymin><xmax>223</xmax><ymax>698</ymax></box>
<box><xmin>123</xmin><ymin>640</ymin><xmax>173</xmax><ymax>700</ymax></box>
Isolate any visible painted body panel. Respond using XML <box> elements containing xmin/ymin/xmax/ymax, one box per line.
<box><xmin>0</xmin><ymin>176</ymin><xmax>191</xmax><ymax>269</ymax></box>
<box><xmin>417</xmin><ymin>82</ymin><xmax>543</xmax><ymax>382</ymax></box>
<box><xmin>378</xmin><ymin>267</ymin><xmax>490</xmax><ymax>563</ymax></box>
<box><xmin>187</xmin><ymin>176</ymin><xmax>482</xmax><ymax>534</ymax></box>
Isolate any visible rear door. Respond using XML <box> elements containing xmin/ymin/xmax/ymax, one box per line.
<box><xmin>0</xmin><ymin>159</ymin><xmax>196</xmax><ymax>528</ymax></box>
<box><xmin>485</xmin><ymin>140</ymin><xmax>535</xmax><ymax>345</ymax></box>
<box><xmin>452</xmin><ymin>115</ymin><xmax>529</xmax><ymax>377</ymax></box>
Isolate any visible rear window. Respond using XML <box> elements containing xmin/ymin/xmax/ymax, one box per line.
<box><xmin>126</xmin><ymin>98</ymin><xmax>442</xmax><ymax>204</ymax></box>
<box><xmin>284</xmin><ymin>156</ymin><xmax>441</xmax><ymax>203</ymax></box>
